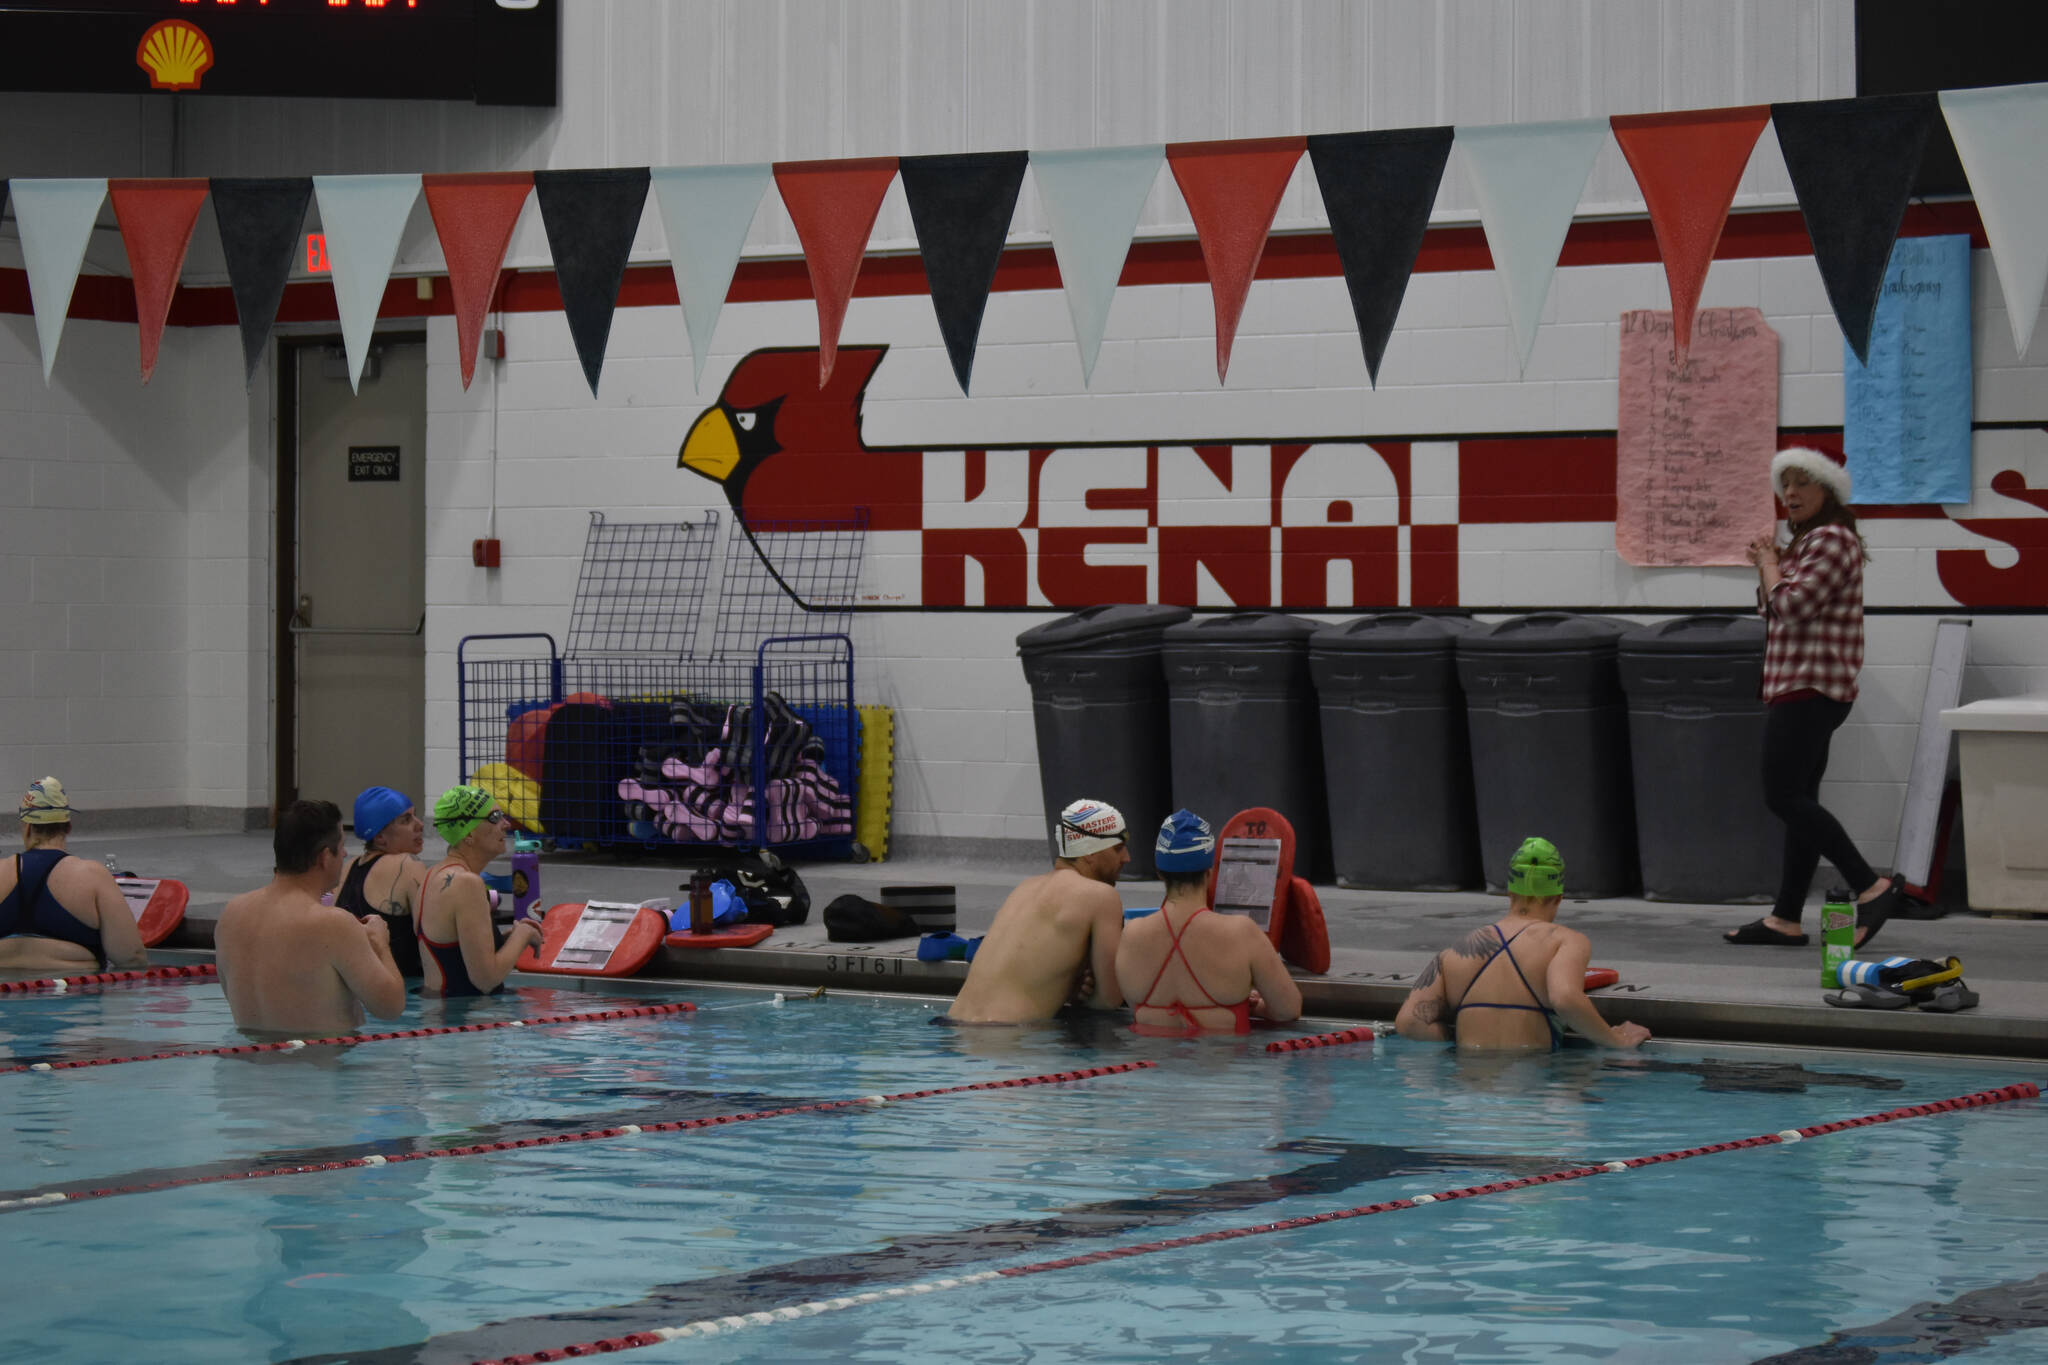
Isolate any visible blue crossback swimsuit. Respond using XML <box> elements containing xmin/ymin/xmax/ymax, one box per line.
<box><xmin>0</xmin><ymin>850</ymin><xmax>108</xmax><ymax>968</ymax></box>
<box><xmin>1446</xmin><ymin>924</ymin><xmax>1563</xmax><ymax>1051</ymax></box>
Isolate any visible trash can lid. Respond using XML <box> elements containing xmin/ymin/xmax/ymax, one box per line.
<box><xmin>1311</xmin><ymin>613</ymin><xmax>1475</xmax><ymax>653</ymax></box>
<box><xmin>1016</xmin><ymin>603</ymin><xmax>1194</xmax><ymax>654</ymax></box>
<box><xmin>1619</xmin><ymin>614</ymin><xmax>1766</xmax><ymax>654</ymax></box>
<box><xmin>1455</xmin><ymin>612</ymin><xmax>1631</xmax><ymax>655</ymax></box>
<box><xmin>1161</xmin><ymin>612</ymin><xmax>1322</xmax><ymax>646</ymax></box>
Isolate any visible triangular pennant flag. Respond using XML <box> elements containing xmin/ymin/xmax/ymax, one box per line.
<box><xmin>650</xmin><ymin>164</ymin><xmax>772</xmax><ymax>389</ymax></box>
<box><xmin>533</xmin><ymin>167</ymin><xmax>651</xmax><ymax>396</ymax></box>
<box><xmin>1454</xmin><ymin>119</ymin><xmax>1607</xmax><ymax>371</ymax></box>
<box><xmin>10</xmin><ymin>178</ymin><xmax>108</xmax><ymax>382</ymax></box>
<box><xmin>1031</xmin><ymin>145</ymin><xmax>1162</xmax><ymax>384</ymax></box>
<box><xmin>772</xmin><ymin>157</ymin><xmax>899</xmax><ymax>385</ymax></box>
<box><xmin>1770</xmin><ymin>92</ymin><xmax>1938</xmax><ymax>364</ymax></box>
<box><xmin>422</xmin><ymin>172</ymin><xmax>534</xmax><ymax>390</ymax></box>
<box><xmin>1305</xmin><ymin>127</ymin><xmax>1453</xmax><ymax>386</ymax></box>
<box><xmin>313</xmin><ymin>173</ymin><xmax>421</xmax><ymax>392</ymax></box>
<box><xmin>1610</xmin><ymin>106</ymin><xmax>1770</xmax><ymax>362</ymax></box>
<box><xmin>1165</xmin><ymin>136</ymin><xmax>1306</xmax><ymax>382</ymax></box>
<box><xmin>899</xmin><ymin>150</ymin><xmax>1029</xmax><ymax>394</ymax></box>
<box><xmin>210</xmin><ymin>177</ymin><xmax>312</xmax><ymax>385</ymax></box>
<box><xmin>108</xmin><ymin>178</ymin><xmax>210</xmax><ymax>384</ymax></box>
<box><xmin>1940</xmin><ymin>82</ymin><xmax>2048</xmax><ymax>357</ymax></box>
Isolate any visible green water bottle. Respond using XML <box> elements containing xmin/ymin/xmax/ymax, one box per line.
<box><xmin>1820</xmin><ymin>886</ymin><xmax>1856</xmax><ymax>988</ymax></box>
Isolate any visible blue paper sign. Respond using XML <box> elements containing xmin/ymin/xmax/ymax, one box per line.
<box><xmin>1844</xmin><ymin>235</ymin><xmax>1973</xmax><ymax>505</ymax></box>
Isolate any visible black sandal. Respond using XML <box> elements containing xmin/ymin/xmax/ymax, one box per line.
<box><xmin>1724</xmin><ymin>919</ymin><xmax>1809</xmax><ymax>946</ymax></box>
<box><xmin>1854</xmin><ymin>886</ymin><xmax>1901</xmax><ymax>948</ymax></box>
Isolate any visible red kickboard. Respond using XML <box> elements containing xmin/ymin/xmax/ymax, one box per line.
<box><xmin>115</xmin><ymin>877</ymin><xmax>188</xmax><ymax>948</ymax></box>
<box><xmin>517</xmin><ymin>901</ymin><xmax>667</xmax><ymax>977</ymax></box>
<box><xmin>1279</xmin><ymin>876</ymin><xmax>1330</xmax><ymax>975</ymax></box>
<box><xmin>665</xmin><ymin>923</ymin><xmax>775</xmax><ymax>950</ymax></box>
<box><xmin>1207</xmin><ymin>807</ymin><xmax>1295</xmax><ymax>950</ymax></box>
<box><xmin>1584</xmin><ymin>967</ymin><xmax>1619</xmax><ymax>991</ymax></box>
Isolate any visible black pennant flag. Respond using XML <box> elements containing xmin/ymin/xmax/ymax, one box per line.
<box><xmin>1769</xmin><ymin>93</ymin><xmax>1938</xmax><ymax>364</ymax></box>
<box><xmin>210</xmin><ymin>177</ymin><xmax>312</xmax><ymax>385</ymax></box>
<box><xmin>1307</xmin><ymin>128</ymin><xmax>1454</xmax><ymax>387</ymax></box>
<box><xmin>533</xmin><ymin>167</ymin><xmax>651</xmax><ymax>396</ymax></box>
<box><xmin>899</xmin><ymin>150</ymin><xmax>1029</xmax><ymax>394</ymax></box>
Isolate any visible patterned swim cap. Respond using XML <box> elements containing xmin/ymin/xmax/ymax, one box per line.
<box><xmin>433</xmin><ymin>785</ymin><xmax>497</xmax><ymax>847</ymax></box>
<box><xmin>1153</xmin><ymin>808</ymin><xmax>1216</xmax><ymax>874</ymax></box>
<box><xmin>1054</xmin><ymin>798</ymin><xmax>1127</xmax><ymax>858</ymax></box>
<box><xmin>19</xmin><ymin>776</ymin><xmax>72</xmax><ymax>826</ymax></box>
<box><xmin>1506</xmin><ymin>836</ymin><xmax>1565</xmax><ymax>897</ymax></box>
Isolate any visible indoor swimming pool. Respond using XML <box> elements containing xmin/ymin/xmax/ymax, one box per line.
<box><xmin>2</xmin><ymin>975</ymin><xmax>2045</xmax><ymax>1364</ymax></box>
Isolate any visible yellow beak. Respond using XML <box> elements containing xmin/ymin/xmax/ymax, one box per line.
<box><xmin>679</xmin><ymin>406</ymin><xmax>740</xmax><ymax>482</ymax></box>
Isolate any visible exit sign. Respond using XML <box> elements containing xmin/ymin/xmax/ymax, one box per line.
<box><xmin>305</xmin><ymin>233</ymin><xmax>328</xmax><ymax>273</ymax></box>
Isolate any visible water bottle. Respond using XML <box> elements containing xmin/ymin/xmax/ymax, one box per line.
<box><xmin>1820</xmin><ymin>886</ymin><xmax>1856</xmax><ymax>988</ymax></box>
<box><xmin>688</xmin><ymin>869</ymin><xmax>714</xmax><ymax>935</ymax></box>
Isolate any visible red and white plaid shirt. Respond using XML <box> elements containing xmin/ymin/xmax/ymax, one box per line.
<box><xmin>1759</xmin><ymin>523</ymin><xmax>1864</xmax><ymax>703</ymax></box>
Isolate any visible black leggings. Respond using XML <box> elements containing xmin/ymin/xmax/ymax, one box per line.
<box><xmin>1763</xmin><ymin>695</ymin><xmax>1878</xmax><ymax>922</ymax></box>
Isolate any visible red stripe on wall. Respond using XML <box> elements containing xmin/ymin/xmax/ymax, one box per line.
<box><xmin>0</xmin><ymin>201</ymin><xmax>1989</xmax><ymax>329</ymax></box>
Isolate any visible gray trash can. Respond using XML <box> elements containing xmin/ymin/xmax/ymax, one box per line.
<box><xmin>1456</xmin><ymin>613</ymin><xmax>1639</xmax><ymax>897</ymax></box>
<box><xmin>1311</xmin><ymin>613</ymin><xmax>1481</xmax><ymax>890</ymax></box>
<box><xmin>1018</xmin><ymin>604</ymin><xmax>1191</xmax><ymax>877</ymax></box>
<box><xmin>1162</xmin><ymin>612</ymin><xmax>1330</xmax><ymax>882</ymax></box>
<box><xmin>1619</xmin><ymin>615</ymin><xmax>1778</xmax><ymax>903</ymax></box>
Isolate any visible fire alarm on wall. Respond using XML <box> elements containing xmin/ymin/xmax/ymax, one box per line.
<box><xmin>472</xmin><ymin>538</ymin><xmax>502</xmax><ymax>568</ymax></box>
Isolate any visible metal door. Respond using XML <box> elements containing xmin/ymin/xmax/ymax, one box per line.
<box><xmin>290</xmin><ymin>341</ymin><xmax>427</xmax><ymax>817</ymax></box>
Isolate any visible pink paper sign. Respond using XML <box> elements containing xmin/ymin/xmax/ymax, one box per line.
<box><xmin>1616</xmin><ymin>307</ymin><xmax>1781</xmax><ymax>566</ymax></box>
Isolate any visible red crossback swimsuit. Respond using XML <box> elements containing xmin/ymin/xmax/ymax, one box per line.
<box><xmin>1132</xmin><ymin>905</ymin><xmax>1252</xmax><ymax>1038</ymax></box>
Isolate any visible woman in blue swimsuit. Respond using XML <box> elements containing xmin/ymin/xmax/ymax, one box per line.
<box><xmin>1394</xmin><ymin>837</ymin><xmax>1650</xmax><ymax>1052</ymax></box>
<box><xmin>0</xmin><ymin>777</ymin><xmax>148</xmax><ymax>974</ymax></box>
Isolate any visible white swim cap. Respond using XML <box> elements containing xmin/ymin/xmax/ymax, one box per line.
<box><xmin>1054</xmin><ymin>799</ymin><xmax>1127</xmax><ymax>858</ymax></box>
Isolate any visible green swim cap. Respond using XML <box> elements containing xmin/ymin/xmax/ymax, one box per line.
<box><xmin>1506</xmin><ymin>836</ymin><xmax>1565</xmax><ymax>897</ymax></box>
<box><xmin>433</xmin><ymin>785</ymin><xmax>496</xmax><ymax>846</ymax></box>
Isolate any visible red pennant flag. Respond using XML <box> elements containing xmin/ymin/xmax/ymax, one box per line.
<box><xmin>1609</xmin><ymin>107</ymin><xmax>1770</xmax><ymax>360</ymax></box>
<box><xmin>422</xmin><ymin>172</ymin><xmax>534</xmax><ymax>389</ymax></box>
<box><xmin>1166</xmin><ymin>136</ymin><xmax>1306</xmax><ymax>382</ymax></box>
<box><xmin>108</xmin><ymin>178</ymin><xmax>209</xmax><ymax>383</ymax></box>
<box><xmin>774</xmin><ymin>157</ymin><xmax>899</xmax><ymax>385</ymax></box>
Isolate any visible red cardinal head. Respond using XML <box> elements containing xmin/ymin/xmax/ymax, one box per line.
<box><xmin>678</xmin><ymin>346</ymin><xmax>887</xmax><ymax>502</ymax></box>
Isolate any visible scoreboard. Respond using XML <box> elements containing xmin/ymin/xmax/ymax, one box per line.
<box><xmin>0</xmin><ymin>0</ymin><xmax>557</xmax><ymax>106</ymax></box>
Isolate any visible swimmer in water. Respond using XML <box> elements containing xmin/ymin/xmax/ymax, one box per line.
<box><xmin>1117</xmin><ymin>809</ymin><xmax>1301</xmax><ymax>1036</ymax></box>
<box><xmin>0</xmin><ymin>776</ymin><xmax>148</xmax><ymax>974</ymax></box>
<box><xmin>944</xmin><ymin>798</ymin><xmax>1128</xmax><ymax>1025</ymax></box>
<box><xmin>1394</xmin><ymin>836</ymin><xmax>1651</xmax><ymax>1052</ymax></box>
<box><xmin>415</xmin><ymin>786</ymin><xmax>541</xmax><ymax>998</ymax></box>
<box><xmin>333</xmin><ymin>786</ymin><xmax>429</xmax><ymax>978</ymax></box>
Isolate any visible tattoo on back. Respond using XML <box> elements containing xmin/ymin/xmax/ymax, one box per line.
<box><xmin>1414</xmin><ymin>956</ymin><xmax>1440</xmax><ymax>989</ymax></box>
<box><xmin>1451</xmin><ymin>926</ymin><xmax>1497</xmax><ymax>959</ymax></box>
<box><xmin>440</xmin><ymin>872</ymin><xmax>455</xmax><ymax>892</ymax></box>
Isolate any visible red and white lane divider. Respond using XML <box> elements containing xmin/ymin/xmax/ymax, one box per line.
<box><xmin>0</xmin><ymin>1062</ymin><xmax>1154</xmax><ymax>1213</ymax></box>
<box><xmin>0</xmin><ymin>964</ymin><xmax>218</xmax><ymax>995</ymax></box>
<box><xmin>465</xmin><ymin>1082</ymin><xmax>2040</xmax><ymax>1364</ymax></box>
<box><xmin>1265</xmin><ymin>1024</ymin><xmax>1385</xmax><ymax>1053</ymax></box>
<box><xmin>0</xmin><ymin>1002</ymin><xmax>697</xmax><ymax>1075</ymax></box>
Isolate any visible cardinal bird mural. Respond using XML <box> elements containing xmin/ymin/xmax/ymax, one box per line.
<box><xmin>677</xmin><ymin>347</ymin><xmax>2048</xmax><ymax>611</ymax></box>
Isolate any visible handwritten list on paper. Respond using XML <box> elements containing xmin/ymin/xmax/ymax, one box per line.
<box><xmin>1845</xmin><ymin>234</ymin><xmax>1973</xmax><ymax>505</ymax></box>
<box><xmin>1616</xmin><ymin>307</ymin><xmax>1781</xmax><ymax>566</ymax></box>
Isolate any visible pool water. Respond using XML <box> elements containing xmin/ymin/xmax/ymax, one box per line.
<box><xmin>3</xmin><ymin>980</ymin><xmax>2046</xmax><ymax>1364</ymax></box>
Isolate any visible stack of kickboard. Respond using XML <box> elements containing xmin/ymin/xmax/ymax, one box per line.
<box><xmin>619</xmin><ymin>692</ymin><xmax>854</xmax><ymax>845</ymax></box>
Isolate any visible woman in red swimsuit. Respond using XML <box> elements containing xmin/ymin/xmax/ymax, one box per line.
<box><xmin>1117</xmin><ymin>809</ymin><xmax>1302</xmax><ymax>1037</ymax></box>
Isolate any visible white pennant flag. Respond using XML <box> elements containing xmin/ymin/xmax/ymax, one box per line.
<box><xmin>1940</xmin><ymin>82</ymin><xmax>2048</xmax><ymax>357</ymax></box>
<box><xmin>1031</xmin><ymin>145</ymin><xmax>1164</xmax><ymax>384</ymax></box>
<box><xmin>651</xmin><ymin>164</ymin><xmax>772</xmax><ymax>389</ymax></box>
<box><xmin>11</xmin><ymin>179</ymin><xmax>108</xmax><ymax>382</ymax></box>
<box><xmin>312</xmin><ymin>174</ymin><xmax>422</xmax><ymax>392</ymax></box>
<box><xmin>1454</xmin><ymin>120</ymin><xmax>1607</xmax><ymax>372</ymax></box>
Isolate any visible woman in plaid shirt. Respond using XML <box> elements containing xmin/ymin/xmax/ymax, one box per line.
<box><xmin>1724</xmin><ymin>448</ymin><xmax>1904</xmax><ymax>948</ymax></box>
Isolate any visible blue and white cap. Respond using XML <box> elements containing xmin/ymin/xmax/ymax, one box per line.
<box><xmin>1055</xmin><ymin>798</ymin><xmax>1127</xmax><ymax>858</ymax></box>
<box><xmin>1153</xmin><ymin>808</ymin><xmax>1215</xmax><ymax>874</ymax></box>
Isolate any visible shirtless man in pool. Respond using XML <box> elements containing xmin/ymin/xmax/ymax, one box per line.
<box><xmin>1394</xmin><ymin>837</ymin><xmax>1650</xmax><ymax>1052</ymax></box>
<box><xmin>943</xmin><ymin>798</ymin><xmax>1128</xmax><ymax>1025</ymax></box>
<box><xmin>216</xmin><ymin>799</ymin><xmax>406</xmax><ymax>1036</ymax></box>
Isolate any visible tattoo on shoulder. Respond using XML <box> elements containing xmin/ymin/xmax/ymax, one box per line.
<box><xmin>1414</xmin><ymin>998</ymin><xmax>1442</xmax><ymax>1025</ymax></box>
<box><xmin>1414</xmin><ymin>956</ymin><xmax>1440</xmax><ymax>989</ymax></box>
<box><xmin>1451</xmin><ymin>926</ymin><xmax>1496</xmax><ymax>959</ymax></box>
<box><xmin>439</xmin><ymin>871</ymin><xmax>455</xmax><ymax>891</ymax></box>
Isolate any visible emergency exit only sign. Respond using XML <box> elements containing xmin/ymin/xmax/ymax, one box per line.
<box><xmin>348</xmin><ymin>446</ymin><xmax>401</xmax><ymax>482</ymax></box>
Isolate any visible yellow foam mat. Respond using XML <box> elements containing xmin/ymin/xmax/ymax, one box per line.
<box><xmin>855</xmin><ymin>704</ymin><xmax>895</xmax><ymax>861</ymax></box>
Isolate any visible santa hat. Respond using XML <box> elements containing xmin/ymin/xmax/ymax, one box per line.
<box><xmin>1771</xmin><ymin>446</ymin><xmax>1851</xmax><ymax>507</ymax></box>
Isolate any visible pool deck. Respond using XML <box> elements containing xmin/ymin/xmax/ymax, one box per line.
<box><xmin>38</xmin><ymin>827</ymin><xmax>2048</xmax><ymax>1061</ymax></box>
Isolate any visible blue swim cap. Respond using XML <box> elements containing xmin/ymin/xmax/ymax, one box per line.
<box><xmin>353</xmin><ymin>786</ymin><xmax>411</xmax><ymax>844</ymax></box>
<box><xmin>1154</xmin><ymin>808</ymin><xmax>1216</xmax><ymax>874</ymax></box>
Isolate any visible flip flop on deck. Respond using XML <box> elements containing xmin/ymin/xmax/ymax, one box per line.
<box><xmin>1723</xmin><ymin>919</ymin><xmax>1809</xmax><ymax>946</ymax></box>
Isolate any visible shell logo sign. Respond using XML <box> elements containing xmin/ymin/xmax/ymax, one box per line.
<box><xmin>136</xmin><ymin>19</ymin><xmax>214</xmax><ymax>93</ymax></box>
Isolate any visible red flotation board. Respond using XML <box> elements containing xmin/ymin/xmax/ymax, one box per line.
<box><xmin>1206</xmin><ymin>807</ymin><xmax>1296</xmax><ymax>951</ymax></box>
<box><xmin>1584</xmin><ymin>967</ymin><xmax>1619</xmax><ymax>991</ymax></box>
<box><xmin>665</xmin><ymin>923</ymin><xmax>775</xmax><ymax>950</ymax></box>
<box><xmin>516</xmin><ymin>901</ymin><xmax>666</xmax><ymax>977</ymax></box>
<box><xmin>1279</xmin><ymin>876</ymin><xmax>1330</xmax><ymax>975</ymax></box>
<box><xmin>114</xmin><ymin>877</ymin><xmax>188</xmax><ymax>948</ymax></box>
